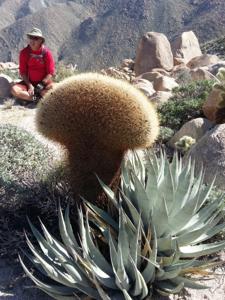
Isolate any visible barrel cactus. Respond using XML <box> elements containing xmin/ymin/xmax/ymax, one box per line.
<box><xmin>36</xmin><ymin>73</ymin><xmax>159</xmax><ymax>205</ymax></box>
<box><xmin>20</xmin><ymin>150</ymin><xmax>225</xmax><ymax>299</ymax></box>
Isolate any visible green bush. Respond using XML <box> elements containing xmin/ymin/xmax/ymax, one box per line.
<box><xmin>158</xmin><ymin>80</ymin><xmax>214</xmax><ymax>130</ymax></box>
<box><xmin>0</xmin><ymin>124</ymin><xmax>53</xmax><ymax>181</ymax></box>
<box><xmin>157</xmin><ymin>126</ymin><xmax>175</xmax><ymax>143</ymax></box>
<box><xmin>0</xmin><ymin>124</ymin><xmax>72</xmax><ymax>258</ymax></box>
<box><xmin>0</xmin><ymin>124</ymin><xmax>57</xmax><ymax>209</ymax></box>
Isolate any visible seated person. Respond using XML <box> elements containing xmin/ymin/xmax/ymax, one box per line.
<box><xmin>11</xmin><ymin>27</ymin><xmax>55</xmax><ymax>103</ymax></box>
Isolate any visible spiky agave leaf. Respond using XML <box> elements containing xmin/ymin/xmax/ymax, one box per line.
<box><xmin>20</xmin><ymin>202</ymin><xmax>158</xmax><ymax>299</ymax></box>
<box><xmin>118</xmin><ymin>150</ymin><xmax>225</xmax><ymax>294</ymax></box>
<box><xmin>20</xmin><ymin>150</ymin><xmax>225</xmax><ymax>299</ymax></box>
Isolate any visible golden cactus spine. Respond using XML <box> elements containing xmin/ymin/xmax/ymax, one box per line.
<box><xmin>36</xmin><ymin>73</ymin><xmax>159</xmax><ymax>204</ymax></box>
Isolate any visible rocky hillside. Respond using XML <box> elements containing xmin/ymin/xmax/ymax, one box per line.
<box><xmin>0</xmin><ymin>0</ymin><xmax>225</xmax><ymax>70</ymax></box>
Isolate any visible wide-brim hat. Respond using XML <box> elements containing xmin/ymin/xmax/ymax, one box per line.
<box><xmin>26</xmin><ymin>27</ymin><xmax>45</xmax><ymax>42</ymax></box>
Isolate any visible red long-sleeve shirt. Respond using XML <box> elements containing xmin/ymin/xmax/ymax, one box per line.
<box><xmin>19</xmin><ymin>45</ymin><xmax>55</xmax><ymax>85</ymax></box>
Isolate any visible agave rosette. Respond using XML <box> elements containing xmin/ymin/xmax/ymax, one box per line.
<box><xmin>20</xmin><ymin>150</ymin><xmax>225</xmax><ymax>299</ymax></box>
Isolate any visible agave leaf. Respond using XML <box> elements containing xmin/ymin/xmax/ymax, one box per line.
<box><xmin>128</xmin><ymin>257</ymin><xmax>148</xmax><ymax>299</ymax></box>
<box><xmin>145</xmin><ymin>155</ymin><xmax>159</xmax><ymax>208</ymax></box>
<box><xmin>92</xmin><ymin>274</ymin><xmax>111</xmax><ymax>300</ymax></box>
<box><xmin>96</xmin><ymin>175</ymin><xmax>119</xmax><ymax>208</ymax></box>
<box><xmin>155</xmin><ymin>280</ymin><xmax>184</xmax><ymax>296</ymax></box>
<box><xmin>29</xmin><ymin>218</ymin><xmax>92</xmax><ymax>286</ymax></box>
<box><xmin>19</xmin><ymin>255</ymin><xmax>98</xmax><ymax>299</ymax></box>
<box><xmin>58</xmin><ymin>205</ymin><xmax>82</xmax><ymax>257</ymax></box>
<box><xmin>78</xmin><ymin>208</ymin><xmax>88</xmax><ymax>255</ymax></box>
<box><xmin>171</xmin><ymin>158</ymin><xmax>195</xmax><ymax>216</ymax></box>
<box><xmin>192</xmin><ymin>223</ymin><xmax>225</xmax><ymax>245</ymax></box>
<box><xmin>181</xmin><ymin>165</ymin><xmax>204</xmax><ymax>210</ymax></box>
<box><xmin>156</xmin><ymin>267</ymin><xmax>182</xmax><ymax>281</ymax></box>
<box><xmin>85</xmin><ymin>211</ymin><xmax>114</xmax><ymax>276</ymax></box>
<box><xmin>20</xmin><ymin>248</ymin><xmax>49</xmax><ymax>277</ymax></box>
<box><xmin>141</xmin><ymin>225</ymin><xmax>157</xmax><ymax>284</ymax></box>
<box><xmin>170</xmin><ymin>189</ymin><xmax>223</xmax><ymax>236</ymax></box>
<box><xmin>179</xmin><ymin>195</ymin><xmax>224</xmax><ymax>235</ymax></box>
<box><xmin>194</xmin><ymin>177</ymin><xmax>216</xmax><ymax>212</ymax></box>
<box><xmin>160</xmin><ymin>241</ymin><xmax>180</xmax><ymax>267</ymax></box>
<box><xmin>85</xmin><ymin>201</ymin><xmax>118</xmax><ymax>231</ymax></box>
<box><xmin>27</xmin><ymin>218</ymin><xmax>70</xmax><ymax>262</ymax></box>
<box><xmin>171</xmin><ymin>276</ymin><xmax>209</xmax><ymax>289</ymax></box>
<box><xmin>24</xmin><ymin>231</ymin><xmax>78</xmax><ymax>287</ymax></box>
<box><xmin>180</xmin><ymin>240</ymin><xmax>225</xmax><ymax>258</ymax></box>
<box><xmin>121</xmin><ymin>289</ymin><xmax>133</xmax><ymax>300</ymax></box>
<box><xmin>132</xmin><ymin>150</ymin><xmax>146</xmax><ymax>185</ymax></box>
<box><xmin>177</xmin><ymin>211</ymin><xmax>225</xmax><ymax>247</ymax></box>
<box><xmin>179</xmin><ymin>260</ymin><xmax>224</xmax><ymax>276</ymax></box>
<box><xmin>115</xmin><ymin>245</ymin><xmax>130</xmax><ymax>291</ymax></box>
<box><xmin>170</xmin><ymin>151</ymin><xmax>182</xmax><ymax>189</ymax></box>
<box><xmin>158</xmin><ymin>156</ymin><xmax>175</xmax><ymax>212</ymax></box>
<box><xmin>119</xmin><ymin>189</ymin><xmax>141</xmax><ymax>228</ymax></box>
<box><xmin>152</xmin><ymin>196</ymin><xmax>169</xmax><ymax>237</ymax></box>
<box><xmin>128</xmin><ymin>217</ymin><xmax>141</xmax><ymax>267</ymax></box>
<box><xmin>118</xmin><ymin>207</ymin><xmax>130</xmax><ymax>269</ymax></box>
<box><xmin>157</xmin><ymin>235</ymin><xmax>176</xmax><ymax>252</ymax></box>
<box><xmin>129</xmin><ymin>169</ymin><xmax>152</xmax><ymax>227</ymax></box>
<box><xmin>109</xmin><ymin>231</ymin><xmax>118</xmax><ymax>271</ymax></box>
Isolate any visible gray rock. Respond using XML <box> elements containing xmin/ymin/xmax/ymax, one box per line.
<box><xmin>134</xmin><ymin>32</ymin><xmax>174</xmax><ymax>76</ymax></box>
<box><xmin>186</xmin><ymin>124</ymin><xmax>225</xmax><ymax>189</ymax></box>
<box><xmin>208</xmin><ymin>61</ymin><xmax>225</xmax><ymax>75</ymax></box>
<box><xmin>0</xmin><ymin>74</ymin><xmax>12</xmax><ymax>99</ymax></box>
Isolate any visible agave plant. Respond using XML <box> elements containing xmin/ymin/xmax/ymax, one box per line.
<box><xmin>20</xmin><ymin>150</ymin><xmax>225</xmax><ymax>299</ymax></box>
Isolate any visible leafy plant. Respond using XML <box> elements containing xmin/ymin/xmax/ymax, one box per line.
<box><xmin>0</xmin><ymin>124</ymin><xmax>53</xmax><ymax>182</ymax></box>
<box><xmin>0</xmin><ymin>124</ymin><xmax>71</xmax><ymax>258</ymax></box>
<box><xmin>20</xmin><ymin>150</ymin><xmax>225</xmax><ymax>299</ymax></box>
<box><xmin>158</xmin><ymin>80</ymin><xmax>214</xmax><ymax>130</ymax></box>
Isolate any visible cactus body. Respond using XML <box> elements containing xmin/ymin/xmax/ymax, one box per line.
<box><xmin>36</xmin><ymin>73</ymin><xmax>159</xmax><ymax>203</ymax></box>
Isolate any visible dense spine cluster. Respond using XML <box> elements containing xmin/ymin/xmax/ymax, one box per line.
<box><xmin>36</xmin><ymin>73</ymin><xmax>159</xmax><ymax>203</ymax></box>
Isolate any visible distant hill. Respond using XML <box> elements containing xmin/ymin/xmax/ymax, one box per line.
<box><xmin>0</xmin><ymin>0</ymin><xmax>225</xmax><ymax>70</ymax></box>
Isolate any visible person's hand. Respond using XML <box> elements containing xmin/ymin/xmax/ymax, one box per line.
<box><xmin>28</xmin><ymin>84</ymin><xmax>34</xmax><ymax>96</ymax></box>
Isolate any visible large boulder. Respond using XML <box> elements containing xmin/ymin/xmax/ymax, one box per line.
<box><xmin>132</xmin><ymin>78</ymin><xmax>155</xmax><ymax>98</ymax></box>
<box><xmin>172</xmin><ymin>31</ymin><xmax>202</xmax><ymax>64</ymax></box>
<box><xmin>168</xmin><ymin>118</ymin><xmax>214</xmax><ymax>148</ymax></box>
<box><xmin>134</xmin><ymin>32</ymin><xmax>174</xmax><ymax>76</ymax></box>
<box><xmin>0</xmin><ymin>74</ymin><xmax>13</xmax><ymax>99</ymax></box>
<box><xmin>190</xmin><ymin>67</ymin><xmax>215</xmax><ymax>81</ymax></box>
<box><xmin>153</xmin><ymin>75</ymin><xmax>179</xmax><ymax>92</ymax></box>
<box><xmin>187</xmin><ymin>54</ymin><xmax>220</xmax><ymax>69</ymax></box>
<box><xmin>138</xmin><ymin>71</ymin><xmax>161</xmax><ymax>82</ymax></box>
<box><xmin>186</xmin><ymin>124</ymin><xmax>225</xmax><ymax>190</ymax></box>
<box><xmin>150</xmin><ymin>91</ymin><xmax>173</xmax><ymax>105</ymax></box>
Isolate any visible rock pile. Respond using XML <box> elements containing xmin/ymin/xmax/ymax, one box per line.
<box><xmin>132</xmin><ymin>30</ymin><xmax>225</xmax><ymax>106</ymax></box>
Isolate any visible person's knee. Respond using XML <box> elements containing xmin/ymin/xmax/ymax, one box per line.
<box><xmin>11</xmin><ymin>85</ymin><xmax>18</xmax><ymax>97</ymax></box>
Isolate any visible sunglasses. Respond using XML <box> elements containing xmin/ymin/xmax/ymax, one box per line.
<box><xmin>29</xmin><ymin>36</ymin><xmax>41</xmax><ymax>40</ymax></box>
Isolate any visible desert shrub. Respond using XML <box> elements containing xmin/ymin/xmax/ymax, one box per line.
<box><xmin>0</xmin><ymin>124</ymin><xmax>54</xmax><ymax>181</ymax></box>
<box><xmin>54</xmin><ymin>62</ymin><xmax>78</xmax><ymax>82</ymax></box>
<box><xmin>173</xmin><ymin>68</ymin><xmax>193</xmax><ymax>84</ymax></box>
<box><xmin>0</xmin><ymin>124</ymin><xmax>72</xmax><ymax>258</ymax></box>
<box><xmin>158</xmin><ymin>80</ymin><xmax>214</xmax><ymax>130</ymax></box>
<box><xmin>157</xmin><ymin>126</ymin><xmax>174</xmax><ymax>143</ymax></box>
